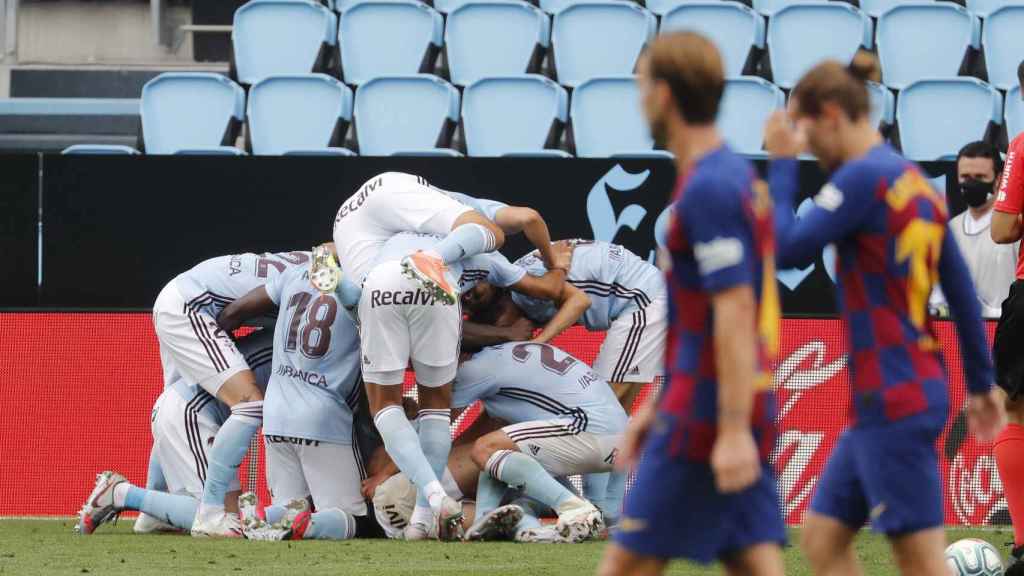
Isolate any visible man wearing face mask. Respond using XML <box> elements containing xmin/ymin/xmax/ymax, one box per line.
<box><xmin>930</xmin><ymin>141</ymin><xmax>1016</xmax><ymax>318</ymax></box>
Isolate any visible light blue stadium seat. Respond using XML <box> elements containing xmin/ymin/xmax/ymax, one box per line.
<box><xmin>354</xmin><ymin>75</ymin><xmax>460</xmax><ymax>155</ymax></box>
<box><xmin>966</xmin><ymin>0</ymin><xmax>1017</xmax><ymax>17</ymax></box>
<box><xmin>339</xmin><ymin>1</ymin><xmax>443</xmax><ymax>85</ymax></box>
<box><xmin>897</xmin><ymin>78</ymin><xmax>1001</xmax><ymax>161</ymax></box>
<box><xmin>859</xmin><ymin>0</ymin><xmax>923</xmax><ymax>18</ymax></box>
<box><xmin>232</xmin><ymin>0</ymin><xmax>338</xmax><ymax>85</ymax></box>
<box><xmin>462</xmin><ymin>75</ymin><xmax>568</xmax><ymax>156</ymax></box>
<box><xmin>718</xmin><ymin>76</ymin><xmax>784</xmax><ymax>156</ymax></box>
<box><xmin>61</xmin><ymin>144</ymin><xmax>140</xmax><ymax>155</ymax></box>
<box><xmin>876</xmin><ymin>3</ymin><xmax>980</xmax><ymax>90</ymax></box>
<box><xmin>1007</xmin><ymin>86</ymin><xmax>1023</xmax><ymax>141</ymax></box>
<box><xmin>767</xmin><ymin>3</ymin><xmax>872</xmax><ymax>89</ymax></box>
<box><xmin>552</xmin><ymin>2</ymin><xmax>656</xmax><ymax>88</ymax></box>
<box><xmin>982</xmin><ymin>6</ymin><xmax>1024</xmax><ymax>90</ymax></box>
<box><xmin>750</xmin><ymin>0</ymin><xmax>824</xmax><ymax>16</ymax></box>
<box><xmin>248</xmin><ymin>74</ymin><xmax>353</xmax><ymax>155</ymax></box>
<box><xmin>446</xmin><ymin>1</ymin><xmax>549</xmax><ymax>86</ymax></box>
<box><xmin>866</xmin><ymin>81</ymin><xmax>895</xmax><ymax>129</ymax></box>
<box><xmin>140</xmin><ymin>73</ymin><xmax>245</xmax><ymax>155</ymax></box>
<box><xmin>570</xmin><ymin>76</ymin><xmax>664</xmax><ymax>158</ymax></box>
<box><xmin>174</xmin><ymin>148</ymin><xmax>249</xmax><ymax>156</ymax></box>
<box><xmin>660</xmin><ymin>2</ymin><xmax>764</xmax><ymax>78</ymax></box>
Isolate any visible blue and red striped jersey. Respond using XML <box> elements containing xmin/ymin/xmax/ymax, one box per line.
<box><xmin>770</xmin><ymin>144</ymin><xmax>993</xmax><ymax>427</ymax></box>
<box><xmin>661</xmin><ymin>146</ymin><xmax>779</xmax><ymax>462</ymax></box>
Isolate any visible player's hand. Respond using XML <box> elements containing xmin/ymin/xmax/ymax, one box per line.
<box><xmin>763</xmin><ymin>110</ymin><xmax>806</xmax><ymax>158</ymax></box>
<box><xmin>710</xmin><ymin>429</ymin><xmax>761</xmax><ymax>493</ymax></box>
<box><xmin>968</xmin><ymin>388</ymin><xmax>1007</xmax><ymax>442</ymax></box>
<box><xmin>505</xmin><ymin>317</ymin><xmax>536</xmax><ymax>341</ymax></box>
<box><xmin>616</xmin><ymin>401</ymin><xmax>656</xmax><ymax>470</ymax></box>
<box><xmin>361</xmin><ymin>472</ymin><xmax>390</xmax><ymax>499</ymax></box>
<box><xmin>550</xmin><ymin>240</ymin><xmax>575</xmax><ymax>272</ymax></box>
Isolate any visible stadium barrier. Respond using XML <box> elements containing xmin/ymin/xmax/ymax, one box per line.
<box><xmin>0</xmin><ymin>312</ymin><xmax>1003</xmax><ymax>526</ymax></box>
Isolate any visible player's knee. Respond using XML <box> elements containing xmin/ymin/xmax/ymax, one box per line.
<box><xmin>799</xmin><ymin>526</ymin><xmax>835</xmax><ymax>568</ymax></box>
<box><xmin>470</xmin><ymin>438</ymin><xmax>498</xmax><ymax>469</ymax></box>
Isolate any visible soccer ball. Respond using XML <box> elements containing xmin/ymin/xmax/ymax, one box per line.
<box><xmin>945</xmin><ymin>538</ymin><xmax>1005</xmax><ymax>576</ymax></box>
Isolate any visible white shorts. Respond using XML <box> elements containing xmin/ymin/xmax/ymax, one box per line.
<box><xmin>153</xmin><ymin>281</ymin><xmax>248</xmax><ymax>397</ymax></box>
<box><xmin>503</xmin><ymin>420</ymin><xmax>622</xmax><ymax>477</ymax></box>
<box><xmin>593</xmin><ymin>296</ymin><xmax>668</xmax><ymax>384</ymax></box>
<box><xmin>333</xmin><ymin>172</ymin><xmax>473</xmax><ymax>284</ymax></box>
<box><xmin>264</xmin><ymin>435</ymin><xmax>367</xmax><ymax>516</ymax></box>
<box><xmin>150</xmin><ymin>389</ymin><xmax>239</xmax><ymax>500</ymax></box>
<box><xmin>358</xmin><ymin>260</ymin><xmax>461</xmax><ymax>387</ymax></box>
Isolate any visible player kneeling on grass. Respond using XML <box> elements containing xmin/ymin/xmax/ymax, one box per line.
<box><xmin>216</xmin><ymin>246</ymin><xmax>372</xmax><ymax>541</ymax></box>
<box><xmin>76</xmin><ymin>329</ymin><xmax>274</xmax><ymax>535</ymax></box>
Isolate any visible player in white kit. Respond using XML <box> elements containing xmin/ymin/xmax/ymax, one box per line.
<box><xmin>150</xmin><ymin>251</ymin><xmax>309</xmax><ymax>537</ymax></box>
<box><xmin>455</xmin><ymin>337</ymin><xmax>628</xmax><ymax>543</ymax></box>
<box><xmin>215</xmin><ymin>258</ymin><xmax>369</xmax><ymax>541</ymax></box>
<box><xmin>76</xmin><ymin>329</ymin><xmax>274</xmax><ymax>535</ymax></box>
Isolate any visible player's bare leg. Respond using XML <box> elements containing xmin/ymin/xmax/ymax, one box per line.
<box><xmin>597</xmin><ymin>544</ymin><xmax>668</xmax><ymax>576</ymax></box>
<box><xmin>801</xmin><ymin>512</ymin><xmax>863</xmax><ymax>576</ymax></box>
<box><xmin>191</xmin><ymin>370</ymin><xmax>263</xmax><ymax>538</ymax></box>
<box><xmin>722</xmin><ymin>543</ymin><xmax>785</xmax><ymax>576</ymax></box>
<box><xmin>888</xmin><ymin>527</ymin><xmax>947</xmax><ymax>576</ymax></box>
<box><xmin>609</xmin><ymin>381</ymin><xmax>646</xmax><ymax>413</ymax></box>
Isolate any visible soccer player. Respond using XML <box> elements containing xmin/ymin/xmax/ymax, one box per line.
<box><xmin>453</xmin><ymin>334</ymin><xmax>627</xmax><ymax>543</ymax></box>
<box><xmin>989</xmin><ymin>60</ymin><xmax>1024</xmax><ymax>575</ymax></box>
<box><xmin>763</xmin><ymin>57</ymin><xmax>1005</xmax><ymax>575</ymax></box>
<box><xmin>215</xmin><ymin>247</ymin><xmax>369</xmax><ymax>541</ymax></box>
<box><xmin>332</xmin><ymin>172</ymin><xmax>507</xmax><ymax>305</ymax></box>
<box><xmin>76</xmin><ymin>329</ymin><xmax>274</xmax><ymax>535</ymax></box>
<box><xmin>151</xmin><ymin>251</ymin><xmax>309</xmax><ymax>537</ymax></box>
<box><xmin>466</xmin><ymin>240</ymin><xmax>666</xmax><ymax>410</ymax></box>
<box><xmin>599</xmin><ymin>32</ymin><xmax>786</xmax><ymax>576</ymax></box>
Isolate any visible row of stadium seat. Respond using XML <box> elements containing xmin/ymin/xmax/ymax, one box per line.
<box><xmin>59</xmin><ymin>72</ymin><xmax>1023</xmax><ymax>160</ymax></box>
<box><xmin>230</xmin><ymin>0</ymin><xmax>1024</xmax><ymax>91</ymax></box>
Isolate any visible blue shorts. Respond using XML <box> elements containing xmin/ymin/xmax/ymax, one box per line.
<box><xmin>613</xmin><ymin>413</ymin><xmax>786</xmax><ymax>564</ymax></box>
<box><xmin>809</xmin><ymin>410</ymin><xmax>945</xmax><ymax>535</ymax></box>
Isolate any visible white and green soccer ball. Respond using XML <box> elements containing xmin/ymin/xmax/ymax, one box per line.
<box><xmin>945</xmin><ymin>538</ymin><xmax>1004</xmax><ymax>576</ymax></box>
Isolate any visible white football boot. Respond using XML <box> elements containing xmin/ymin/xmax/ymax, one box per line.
<box><xmin>76</xmin><ymin>471</ymin><xmax>126</xmax><ymax>535</ymax></box>
<box><xmin>190</xmin><ymin>504</ymin><xmax>243</xmax><ymax>538</ymax></box>
<box><xmin>133</xmin><ymin>513</ymin><xmax>177</xmax><ymax>534</ymax></box>
<box><xmin>554</xmin><ymin>498</ymin><xmax>604</xmax><ymax>543</ymax></box>
<box><xmin>515</xmin><ymin>524</ymin><xmax>567</xmax><ymax>544</ymax></box>
<box><xmin>436</xmin><ymin>495</ymin><xmax>466</xmax><ymax>542</ymax></box>
<box><xmin>464</xmin><ymin>505</ymin><xmax>524</xmax><ymax>542</ymax></box>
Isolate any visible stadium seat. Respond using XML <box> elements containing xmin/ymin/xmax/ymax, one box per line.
<box><xmin>339</xmin><ymin>1</ymin><xmax>443</xmax><ymax>86</ymax></box>
<box><xmin>231</xmin><ymin>0</ymin><xmax>338</xmax><ymax>85</ymax></box>
<box><xmin>570</xmin><ymin>76</ymin><xmax>668</xmax><ymax>158</ymax></box>
<box><xmin>353</xmin><ymin>75</ymin><xmax>460</xmax><ymax>155</ymax></box>
<box><xmin>462</xmin><ymin>75</ymin><xmax>569</xmax><ymax>157</ymax></box>
<box><xmin>866</xmin><ymin>81</ymin><xmax>895</xmax><ymax>129</ymax></box>
<box><xmin>61</xmin><ymin>145</ymin><xmax>140</xmax><ymax>155</ymax></box>
<box><xmin>858</xmin><ymin>0</ymin><xmax>923</xmax><ymax>18</ymax></box>
<box><xmin>660</xmin><ymin>2</ymin><xmax>764</xmax><ymax>79</ymax></box>
<box><xmin>749</xmin><ymin>0</ymin><xmax>815</xmax><ymax>16</ymax></box>
<box><xmin>551</xmin><ymin>2</ymin><xmax>656</xmax><ymax>88</ymax></box>
<box><xmin>896</xmin><ymin>78</ymin><xmax>1001</xmax><ymax>161</ymax></box>
<box><xmin>140</xmin><ymin>73</ymin><xmax>245</xmax><ymax>155</ymax></box>
<box><xmin>982</xmin><ymin>6</ymin><xmax>1024</xmax><ymax>90</ymax></box>
<box><xmin>718</xmin><ymin>76</ymin><xmax>785</xmax><ymax>156</ymax></box>
<box><xmin>247</xmin><ymin>74</ymin><xmax>354</xmax><ymax>156</ymax></box>
<box><xmin>966</xmin><ymin>0</ymin><xmax>1012</xmax><ymax>18</ymax></box>
<box><xmin>445</xmin><ymin>1</ymin><xmax>549</xmax><ymax>87</ymax></box>
<box><xmin>876</xmin><ymin>3</ymin><xmax>980</xmax><ymax>90</ymax></box>
<box><xmin>1007</xmin><ymin>85</ymin><xmax>1023</xmax><ymax>141</ymax></box>
<box><xmin>767</xmin><ymin>3</ymin><xmax>872</xmax><ymax>89</ymax></box>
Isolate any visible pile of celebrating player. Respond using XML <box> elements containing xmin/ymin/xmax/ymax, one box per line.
<box><xmin>73</xmin><ymin>29</ymin><xmax>1020</xmax><ymax>576</ymax></box>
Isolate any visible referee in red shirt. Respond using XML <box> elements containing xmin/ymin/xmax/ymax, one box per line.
<box><xmin>990</xmin><ymin>60</ymin><xmax>1024</xmax><ymax>575</ymax></box>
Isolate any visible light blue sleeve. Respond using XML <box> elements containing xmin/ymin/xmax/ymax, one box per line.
<box><xmin>483</xmin><ymin>252</ymin><xmax>527</xmax><ymax>288</ymax></box>
<box><xmin>445</xmin><ymin>191</ymin><xmax>508</xmax><ymax>221</ymax></box>
<box><xmin>264</xmin><ymin>265</ymin><xmax>296</xmax><ymax>306</ymax></box>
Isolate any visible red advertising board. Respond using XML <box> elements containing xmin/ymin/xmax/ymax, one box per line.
<box><xmin>0</xmin><ymin>313</ymin><xmax>1004</xmax><ymax>526</ymax></box>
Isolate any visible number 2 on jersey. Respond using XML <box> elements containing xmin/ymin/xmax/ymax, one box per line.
<box><xmin>511</xmin><ymin>342</ymin><xmax>577</xmax><ymax>375</ymax></box>
<box><xmin>285</xmin><ymin>292</ymin><xmax>337</xmax><ymax>359</ymax></box>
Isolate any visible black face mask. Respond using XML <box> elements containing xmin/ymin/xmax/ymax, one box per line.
<box><xmin>960</xmin><ymin>179</ymin><xmax>993</xmax><ymax>208</ymax></box>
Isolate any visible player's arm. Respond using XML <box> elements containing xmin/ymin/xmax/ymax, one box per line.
<box><xmin>531</xmin><ymin>283</ymin><xmax>591</xmax><ymax>344</ymax></box>
<box><xmin>992</xmin><ymin>146</ymin><xmax>1024</xmax><ymax>243</ymax></box>
<box><xmin>495</xmin><ymin>206</ymin><xmax>559</xmax><ymax>270</ymax></box>
<box><xmin>938</xmin><ymin>232</ymin><xmax>1005</xmax><ymax>440</ymax></box>
<box><xmin>506</xmin><ymin>241</ymin><xmax>575</xmax><ymax>301</ymax></box>
<box><xmin>217</xmin><ymin>286</ymin><xmax>276</xmax><ymax>333</ymax></box>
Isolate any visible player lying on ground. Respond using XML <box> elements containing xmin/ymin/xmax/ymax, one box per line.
<box><xmin>76</xmin><ymin>329</ymin><xmax>273</xmax><ymax>535</ymax></box>
<box><xmin>764</xmin><ymin>56</ymin><xmax>1005</xmax><ymax>576</ymax></box>
<box><xmin>600</xmin><ymin>32</ymin><xmax>787</xmax><ymax>576</ymax></box>
<box><xmin>216</xmin><ymin>247</ymin><xmax>376</xmax><ymax>541</ymax></box>
<box><xmin>151</xmin><ymin>250</ymin><xmax>309</xmax><ymax>537</ymax></box>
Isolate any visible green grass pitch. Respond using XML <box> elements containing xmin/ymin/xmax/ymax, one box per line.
<box><xmin>0</xmin><ymin>520</ymin><xmax>1012</xmax><ymax>575</ymax></box>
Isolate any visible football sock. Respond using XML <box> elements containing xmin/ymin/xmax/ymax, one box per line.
<box><xmin>474</xmin><ymin>471</ymin><xmax>506</xmax><ymax>522</ymax></box>
<box><xmin>304</xmin><ymin>508</ymin><xmax>357</xmax><ymax>541</ymax></box>
<box><xmin>432</xmin><ymin>223</ymin><xmax>497</xmax><ymax>265</ymax></box>
<box><xmin>415</xmin><ymin>409</ymin><xmax>452</xmax><ymax>509</ymax></box>
<box><xmin>582</xmin><ymin>473</ymin><xmax>609</xmax><ymax>517</ymax></box>
<box><xmin>374</xmin><ymin>405</ymin><xmax>446</xmax><ymax>513</ymax></box>
<box><xmin>114</xmin><ymin>483</ymin><xmax>197</xmax><ymax>531</ymax></box>
<box><xmin>602</xmin><ymin>471</ymin><xmax>627</xmax><ymax>527</ymax></box>
<box><xmin>486</xmin><ymin>450</ymin><xmax>574</xmax><ymax>512</ymax></box>
<box><xmin>263</xmin><ymin>505</ymin><xmax>286</xmax><ymax>525</ymax></box>
<box><xmin>202</xmin><ymin>400</ymin><xmax>262</xmax><ymax>507</ymax></box>
<box><xmin>995</xmin><ymin>423</ymin><xmax>1024</xmax><ymax>545</ymax></box>
<box><xmin>144</xmin><ymin>447</ymin><xmax>168</xmax><ymax>492</ymax></box>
